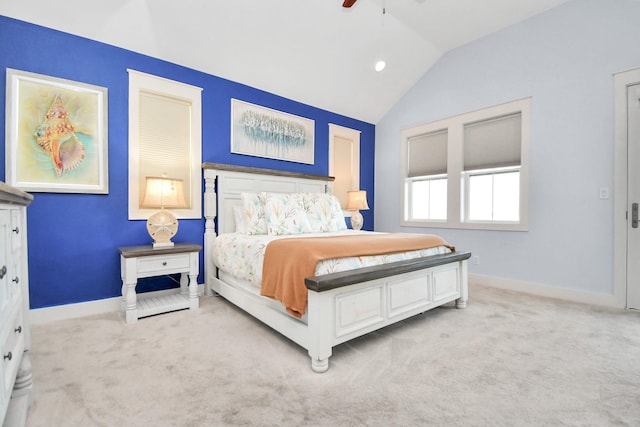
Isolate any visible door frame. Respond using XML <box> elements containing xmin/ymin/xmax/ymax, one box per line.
<box><xmin>613</xmin><ymin>67</ymin><xmax>640</xmax><ymax>309</ymax></box>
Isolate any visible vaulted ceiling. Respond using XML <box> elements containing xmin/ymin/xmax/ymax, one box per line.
<box><xmin>1</xmin><ymin>0</ymin><xmax>571</xmax><ymax>123</ymax></box>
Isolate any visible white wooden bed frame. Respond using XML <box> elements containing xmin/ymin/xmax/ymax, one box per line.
<box><xmin>203</xmin><ymin>163</ymin><xmax>470</xmax><ymax>373</ymax></box>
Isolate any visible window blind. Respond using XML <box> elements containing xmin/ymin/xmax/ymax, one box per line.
<box><xmin>407</xmin><ymin>129</ymin><xmax>448</xmax><ymax>177</ymax></box>
<box><xmin>333</xmin><ymin>135</ymin><xmax>353</xmax><ymax>208</ymax></box>
<box><xmin>138</xmin><ymin>91</ymin><xmax>192</xmax><ymax>206</ymax></box>
<box><xmin>463</xmin><ymin>113</ymin><xmax>521</xmax><ymax>171</ymax></box>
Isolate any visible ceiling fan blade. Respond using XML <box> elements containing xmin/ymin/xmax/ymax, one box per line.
<box><xmin>343</xmin><ymin>0</ymin><xmax>357</xmax><ymax>8</ymax></box>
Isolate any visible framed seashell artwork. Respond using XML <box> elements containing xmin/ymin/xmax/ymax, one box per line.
<box><xmin>5</xmin><ymin>68</ymin><xmax>108</xmax><ymax>193</ymax></box>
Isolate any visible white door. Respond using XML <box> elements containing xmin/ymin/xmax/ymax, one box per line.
<box><xmin>627</xmin><ymin>83</ymin><xmax>640</xmax><ymax>309</ymax></box>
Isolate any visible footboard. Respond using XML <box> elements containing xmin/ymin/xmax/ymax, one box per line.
<box><xmin>305</xmin><ymin>251</ymin><xmax>470</xmax><ymax>372</ymax></box>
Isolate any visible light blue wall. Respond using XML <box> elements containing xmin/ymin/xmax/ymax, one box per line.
<box><xmin>0</xmin><ymin>16</ymin><xmax>376</xmax><ymax>309</ymax></box>
<box><xmin>375</xmin><ymin>0</ymin><xmax>640</xmax><ymax>295</ymax></box>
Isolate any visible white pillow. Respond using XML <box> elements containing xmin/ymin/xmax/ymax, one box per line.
<box><xmin>241</xmin><ymin>192</ymin><xmax>268</xmax><ymax>235</ymax></box>
<box><xmin>233</xmin><ymin>205</ymin><xmax>247</xmax><ymax>234</ymax></box>
<box><xmin>302</xmin><ymin>193</ymin><xmax>347</xmax><ymax>232</ymax></box>
<box><xmin>263</xmin><ymin>192</ymin><xmax>312</xmax><ymax>235</ymax></box>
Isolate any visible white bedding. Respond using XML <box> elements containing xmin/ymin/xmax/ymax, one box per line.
<box><xmin>212</xmin><ymin>230</ymin><xmax>452</xmax><ymax>288</ymax></box>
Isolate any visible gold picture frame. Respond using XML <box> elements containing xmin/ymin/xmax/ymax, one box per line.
<box><xmin>5</xmin><ymin>69</ymin><xmax>108</xmax><ymax>193</ymax></box>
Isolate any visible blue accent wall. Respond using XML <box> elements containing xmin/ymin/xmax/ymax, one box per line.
<box><xmin>0</xmin><ymin>16</ymin><xmax>376</xmax><ymax>309</ymax></box>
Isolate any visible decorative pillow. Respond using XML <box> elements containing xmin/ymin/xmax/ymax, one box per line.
<box><xmin>302</xmin><ymin>193</ymin><xmax>347</xmax><ymax>232</ymax></box>
<box><xmin>241</xmin><ymin>192</ymin><xmax>268</xmax><ymax>235</ymax></box>
<box><xmin>263</xmin><ymin>192</ymin><xmax>312</xmax><ymax>235</ymax></box>
<box><xmin>233</xmin><ymin>205</ymin><xmax>247</xmax><ymax>234</ymax></box>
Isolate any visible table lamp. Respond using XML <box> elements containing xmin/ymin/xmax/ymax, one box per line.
<box><xmin>142</xmin><ymin>175</ymin><xmax>187</xmax><ymax>248</ymax></box>
<box><xmin>346</xmin><ymin>190</ymin><xmax>369</xmax><ymax>231</ymax></box>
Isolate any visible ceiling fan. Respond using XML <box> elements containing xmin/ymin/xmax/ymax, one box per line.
<box><xmin>342</xmin><ymin>0</ymin><xmax>357</xmax><ymax>7</ymax></box>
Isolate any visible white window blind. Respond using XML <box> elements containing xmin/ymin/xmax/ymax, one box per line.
<box><xmin>138</xmin><ymin>91</ymin><xmax>192</xmax><ymax>207</ymax></box>
<box><xmin>407</xmin><ymin>129</ymin><xmax>448</xmax><ymax>177</ymax></box>
<box><xmin>463</xmin><ymin>113</ymin><xmax>521</xmax><ymax>171</ymax></box>
<box><xmin>332</xmin><ymin>135</ymin><xmax>354</xmax><ymax>208</ymax></box>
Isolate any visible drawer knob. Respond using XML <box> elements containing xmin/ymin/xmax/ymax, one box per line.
<box><xmin>12</xmin><ymin>226</ymin><xmax>19</xmax><ymax>234</ymax></box>
<box><xmin>0</xmin><ymin>265</ymin><xmax>6</xmax><ymax>279</ymax></box>
<box><xmin>162</xmin><ymin>261</ymin><xmax>167</xmax><ymax>266</ymax></box>
<box><xmin>12</xmin><ymin>276</ymin><xmax>19</xmax><ymax>284</ymax></box>
<box><xmin>3</xmin><ymin>352</ymin><xmax>11</xmax><ymax>361</ymax></box>
<box><xmin>15</xmin><ymin>326</ymin><xmax>22</xmax><ymax>334</ymax></box>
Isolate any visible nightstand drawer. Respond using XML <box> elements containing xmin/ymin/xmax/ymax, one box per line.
<box><xmin>137</xmin><ymin>253</ymin><xmax>190</xmax><ymax>275</ymax></box>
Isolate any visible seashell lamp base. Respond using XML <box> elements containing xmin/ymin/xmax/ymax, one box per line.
<box><xmin>146</xmin><ymin>209</ymin><xmax>179</xmax><ymax>249</ymax></box>
<box><xmin>350</xmin><ymin>210</ymin><xmax>364</xmax><ymax>231</ymax></box>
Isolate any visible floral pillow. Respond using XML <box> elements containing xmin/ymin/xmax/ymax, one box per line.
<box><xmin>263</xmin><ymin>192</ymin><xmax>312</xmax><ymax>235</ymax></box>
<box><xmin>241</xmin><ymin>192</ymin><xmax>268</xmax><ymax>235</ymax></box>
<box><xmin>302</xmin><ymin>193</ymin><xmax>347</xmax><ymax>232</ymax></box>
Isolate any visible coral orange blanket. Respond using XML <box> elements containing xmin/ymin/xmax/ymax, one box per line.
<box><xmin>260</xmin><ymin>233</ymin><xmax>454</xmax><ymax>318</ymax></box>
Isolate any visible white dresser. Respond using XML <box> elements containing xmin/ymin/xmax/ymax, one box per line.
<box><xmin>0</xmin><ymin>182</ymin><xmax>33</xmax><ymax>427</ymax></box>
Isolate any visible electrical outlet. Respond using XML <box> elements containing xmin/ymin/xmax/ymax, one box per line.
<box><xmin>599</xmin><ymin>187</ymin><xmax>609</xmax><ymax>199</ymax></box>
<box><xmin>472</xmin><ymin>256</ymin><xmax>480</xmax><ymax>265</ymax></box>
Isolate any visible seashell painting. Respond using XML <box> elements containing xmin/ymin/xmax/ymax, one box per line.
<box><xmin>7</xmin><ymin>69</ymin><xmax>108</xmax><ymax>193</ymax></box>
<box><xmin>34</xmin><ymin>94</ymin><xmax>85</xmax><ymax>176</ymax></box>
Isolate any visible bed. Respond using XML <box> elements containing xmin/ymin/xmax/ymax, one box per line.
<box><xmin>203</xmin><ymin>162</ymin><xmax>470</xmax><ymax>372</ymax></box>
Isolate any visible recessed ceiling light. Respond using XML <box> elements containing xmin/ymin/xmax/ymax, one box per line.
<box><xmin>375</xmin><ymin>60</ymin><xmax>386</xmax><ymax>72</ymax></box>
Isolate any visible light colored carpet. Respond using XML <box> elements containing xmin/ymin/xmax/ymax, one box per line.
<box><xmin>24</xmin><ymin>285</ymin><xmax>640</xmax><ymax>427</ymax></box>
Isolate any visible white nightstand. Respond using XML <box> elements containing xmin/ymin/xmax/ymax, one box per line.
<box><xmin>119</xmin><ymin>243</ymin><xmax>201</xmax><ymax>324</ymax></box>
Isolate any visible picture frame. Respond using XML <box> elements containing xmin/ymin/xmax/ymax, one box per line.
<box><xmin>231</xmin><ymin>98</ymin><xmax>315</xmax><ymax>165</ymax></box>
<box><xmin>5</xmin><ymin>69</ymin><xmax>108</xmax><ymax>193</ymax></box>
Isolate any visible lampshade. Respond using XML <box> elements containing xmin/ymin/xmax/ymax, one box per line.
<box><xmin>142</xmin><ymin>176</ymin><xmax>187</xmax><ymax>249</ymax></box>
<box><xmin>142</xmin><ymin>176</ymin><xmax>187</xmax><ymax>209</ymax></box>
<box><xmin>346</xmin><ymin>190</ymin><xmax>369</xmax><ymax>211</ymax></box>
<box><xmin>346</xmin><ymin>190</ymin><xmax>369</xmax><ymax>231</ymax></box>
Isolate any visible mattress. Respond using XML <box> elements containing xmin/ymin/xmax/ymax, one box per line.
<box><xmin>212</xmin><ymin>230</ymin><xmax>452</xmax><ymax>289</ymax></box>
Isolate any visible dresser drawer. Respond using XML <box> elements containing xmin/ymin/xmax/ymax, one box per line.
<box><xmin>136</xmin><ymin>253</ymin><xmax>190</xmax><ymax>276</ymax></box>
<box><xmin>1</xmin><ymin>309</ymin><xmax>25</xmax><ymax>397</ymax></box>
<box><xmin>9</xmin><ymin>210</ymin><xmax>22</xmax><ymax>253</ymax></box>
<box><xmin>7</xmin><ymin>260</ymin><xmax>21</xmax><ymax>307</ymax></box>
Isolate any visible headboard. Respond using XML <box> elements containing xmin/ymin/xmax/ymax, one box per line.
<box><xmin>202</xmin><ymin>163</ymin><xmax>335</xmax><ymax>287</ymax></box>
<box><xmin>202</xmin><ymin>162</ymin><xmax>335</xmax><ymax>235</ymax></box>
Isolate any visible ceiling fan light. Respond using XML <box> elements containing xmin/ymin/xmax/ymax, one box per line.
<box><xmin>375</xmin><ymin>60</ymin><xmax>386</xmax><ymax>72</ymax></box>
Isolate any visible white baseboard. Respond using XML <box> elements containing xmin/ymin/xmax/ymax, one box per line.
<box><xmin>470</xmin><ymin>273</ymin><xmax>624</xmax><ymax>309</ymax></box>
<box><xmin>29</xmin><ymin>277</ymin><xmax>624</xmax><ymax>324</ymax></box>
<box><xmin>29</xmin><ymin>284</ymin><xmax>205</xmax><ymax>324</ymax></box>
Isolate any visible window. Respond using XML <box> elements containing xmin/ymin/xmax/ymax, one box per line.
<box><xmin>406</xmin><ymin>175</ymin><xmax>448</xmax><ymax>220</ymax></box>
<box><xmin>128</xmin><ymin>70</ymin><xmax>202</xmax><ymax>220</ymax></box>
<box><xmin>404</xmin><ymin>130</ymin><xmax>448</xmax><ymax>221</ymax></box>
<box><xmin>463</xmin><ymin>113</ymin><xmax>522</xmax><ymax>223</ymax></box>
<box><xmin>401</xmin><ymin>98</ymin><xmax>530</xmax><ymax>231</ymax></box>
<box><xmin>464</xmin><ymin>167</ymin><xmax>520</xmax><ymax>222</ymax></box>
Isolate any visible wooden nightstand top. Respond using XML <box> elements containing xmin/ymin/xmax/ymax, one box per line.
<box><xmin>118</xmin><ymin>242</ymin><xmax>202</xmax><ymax>258</ymax></box>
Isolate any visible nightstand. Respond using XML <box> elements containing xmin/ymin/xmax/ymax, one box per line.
<box><xmin>119</xmin><ymin>243</ymin><xmax>201</xmax><ymax>324</ymax></box>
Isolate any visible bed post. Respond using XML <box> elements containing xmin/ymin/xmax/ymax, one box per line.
<box><xmin>456</xmin><ymin>259</ymin><xmax>469</xmax><ymax>308</ymax></box>
<box><xmin>306</xmin><ymin>290</ymin><xmax>332</xmax><ymax>373</ymax></box>
<box><xmin>203</xmin><ymin>168</ymin><xmax>218</xmax><ymax>296</ymax></box>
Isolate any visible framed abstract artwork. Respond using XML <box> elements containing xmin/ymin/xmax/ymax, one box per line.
<box><xmin>231</xmin><ymin>98</ymin><xmax>315</xmax><ymax>165</ymax></box>
<box><xmin>5</xmin><ymin>69</ymin><xmax>108</xmax><ymax>193</ymax></box>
